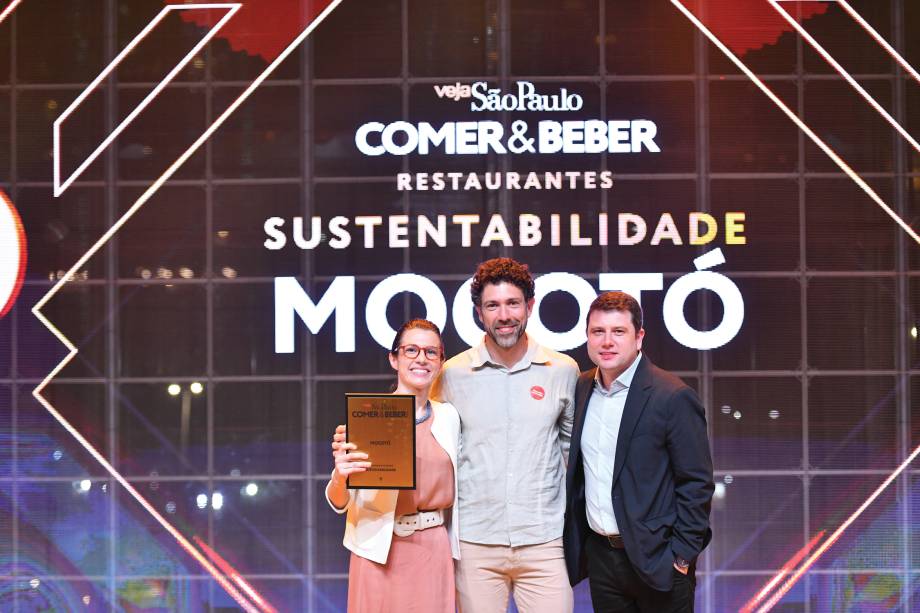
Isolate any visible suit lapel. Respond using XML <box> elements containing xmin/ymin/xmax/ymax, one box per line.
<box><xmin>611</xmin><ymin>356</ymin><xmax>652</xmax><ymax>488</ymax></box>
<box><xmin>570</xmin><ymin>368</ymin><xmax>596</xmax><ymax>468</ymax></box>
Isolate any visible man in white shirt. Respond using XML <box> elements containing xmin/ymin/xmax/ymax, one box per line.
<box><xmin>434</xmin><ymin>257</ymin><xmax>578</xmax><ymax>613</ymax></box>
<box><xmin>563</xmin><ymin>291</ymin><xmax>714</xmax><ymax>612</ymax></box>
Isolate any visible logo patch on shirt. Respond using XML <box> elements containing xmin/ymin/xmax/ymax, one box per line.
<box><xmin>530</xmin><ymin>385</ymin><xmax>545</xmax><ymax>400</ymax></box>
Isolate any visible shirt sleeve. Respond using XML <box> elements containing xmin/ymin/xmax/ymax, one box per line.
<box><xmin>666</xmin><ymin>386</ymin><xmax>714</xmax><ymax>561</ymax></box>
<box><xmin>557</xmin><ymin>363</ymin><xmax>577</xmax><ymax>465</ymax></box>
<box><xmin>324</xmin><ymin>471</ymin><xmax>355</xmax><ymax>514</ymax></box>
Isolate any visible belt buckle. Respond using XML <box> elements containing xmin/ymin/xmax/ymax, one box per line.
<box><xmin>606</xmin><ymin>534</ymin><xmax>624</xmax><ymax>549</ymax></box>
<box><xmin>393</xmin><ymin>513</ymin><xmax>419</xmax><ymax>537</ymax></box>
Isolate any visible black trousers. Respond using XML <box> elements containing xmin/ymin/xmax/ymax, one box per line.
<box><xmin>585</xmin><ymin>532</ymin><xmax>695</xmax><ymax>613</ymax></box>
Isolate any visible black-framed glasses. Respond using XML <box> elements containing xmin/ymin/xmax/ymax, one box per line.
<box><xmin>399</xmin><ymin>345</ymin><xmax>442</xmax><ymax>360</ymax></box>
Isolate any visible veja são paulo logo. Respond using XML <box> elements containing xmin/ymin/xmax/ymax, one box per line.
<box><xmin>434</xmin><ymin>81</ymin><xmax>584</xmax><ymax>112</ymax></box>
<box><xmin>0</xmin><ymin>189</ymin><xmax>26</xmax><ymax>318</ymax></box>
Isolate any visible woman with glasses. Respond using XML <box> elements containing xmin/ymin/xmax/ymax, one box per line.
<box><xmin>326</xmin><ymin>319</ymin><xmax>460</xmax><ymax>613</ymax></box>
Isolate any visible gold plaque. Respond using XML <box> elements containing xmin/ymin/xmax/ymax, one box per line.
<box><xmin>345</xmin><ymin>394</ymin><xmax>416</xmax><ymax>489</ymax></box>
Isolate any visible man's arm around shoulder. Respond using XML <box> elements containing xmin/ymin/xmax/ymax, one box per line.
<box><xmin>556</xmin><ymin>356</ymin><xmax>579</xmax><ymax>464</ymax></box>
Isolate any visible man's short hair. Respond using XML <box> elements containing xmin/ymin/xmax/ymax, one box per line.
<box><xmin>587</xmin><ymin>291</ymin><xmax>643</xmax><ymax>332</ymax></box>
<box><xmin>470</xmin><ymin>258</ymin><xmax>535</xmax><ymax>306</ymax></box>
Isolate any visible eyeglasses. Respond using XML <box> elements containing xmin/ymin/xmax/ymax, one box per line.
<box><xmin>399</xmin><ymin>345</ymin><xmax>442</xmax><ymax>360</ymax></box>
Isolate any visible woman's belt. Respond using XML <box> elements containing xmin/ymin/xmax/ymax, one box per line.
<box><xmin>393</xmin><ymin>509</ymin><xmax>444</xmax><ymax>537</ymax></box>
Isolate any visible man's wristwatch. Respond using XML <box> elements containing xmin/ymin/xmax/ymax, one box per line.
<box><xmin>674</xmin><ymin>556</ymin><xmax>691</xmax><ymax>573</ymax></box>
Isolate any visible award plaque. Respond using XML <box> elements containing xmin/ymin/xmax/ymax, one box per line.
<box><xmin>345</xmin><ymin>393</ymin><xmax>416</xmax><ymax>489</ymax></box>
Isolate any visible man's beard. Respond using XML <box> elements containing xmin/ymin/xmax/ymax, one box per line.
<box><xmin>487</xmin><ymin>319</ymin><xmax>527</xmax><ymax>349</ymax></box>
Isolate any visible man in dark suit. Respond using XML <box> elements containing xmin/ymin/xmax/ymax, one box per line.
<box><xmin>563</xmin><ymin>291</ymin><xmax>714</xmax><ymax>612</ymax></box>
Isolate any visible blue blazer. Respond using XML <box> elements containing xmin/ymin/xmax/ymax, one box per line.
<box><xmin>563</xmin><ymin>357</ymin><xmax>714</xmax><ymax>591</ymax></box>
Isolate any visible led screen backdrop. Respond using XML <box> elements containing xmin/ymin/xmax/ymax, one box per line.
<box><xmin>0</xmin><ymin>0</ymin><xmax>918</xmax><ymax>611</ymax></box>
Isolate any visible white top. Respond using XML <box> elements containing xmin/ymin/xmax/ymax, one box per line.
<box><xmin>325</xmin><ymin>400</ymin><xmax>461</xmax><ymax>564</ymax></box>
<box><xmin>581</xmin><ymin>353</ymin><xmax>642</xmax><ymax>536</ymax></box>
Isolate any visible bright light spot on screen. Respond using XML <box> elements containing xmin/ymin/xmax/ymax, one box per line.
<box><xmin>713</xmin><ymin>483</ymin><xmax>726</xmax><ymax>500</ymax></box>
<box><xmin>212</xmin><ymin>492</ymin><xmax>224</xmax><ymax>510</ymax></box>
<box><xmin>230</xmin><ymin>468</ymin><xmax>241</xmax><ymax>477</ymax></box>
<box><xmin>732</xmin><ymin>410</ymin><xmax>742</xmax><ymax>420</ymax></box>
<box><xmin>46</xmin><ymin>99</ymin><xmax>58</xmax><ymax>111</ymax></box>
<box><xmin>244</xmin><ymin>483</ymin><xmax>259</xmax><ymax>497</ymax></box>
<box><xmin>769</xmin><ymin>409</ymin><xmax>780</xmax><ymax>420</ymax></box>
<box><xmin>29</xmin><ymin>579</ymin><xmax>39</xmax><ymax>589</ymax></box>
<box><xmin>193</xmin><ymin>56</ymin><xmax>205</xmax><ymax>70</ymax></box>
<box><xmin>82</xmin><ymin>595</ymin><xmax>91</xmax><ymax>605</ymax></box>
<box><xmin>52</xmin><ymin>449</ymin><xmax>63</xmax><ymax>461</ymax></box>
<box><xmin>166</xmin><ymin>501</ymin><xmax>176</xmax><ymax>514</ymax></box>
<box><xmin>724</xmin><ymin>475</ymin><xmax>734</xmax><ymax>485</ymax></box>
<box><xmin>217</xmin><ymin>230</ymin><xmax>230</xmax><ymax>239</ymax></box>
<box><xmin>720</xmin><ymin>405</ymin><xmax>731</xmax><ymax>415</ymax></box>
<box><xmin>221</xmin><ymin>266</ymin><xmax>237</xmax><ymax>279</ymax></box>
<box><xmin>141</xmin><ymin>145</ymin><xmax>153</xmax><ymax>156</ymax></box>
<box><xmin>140</xmin><ymin>268</ymin><xmax>152</xmax><ymax>280</ymax></box>
<box><xmin>156</xmin><ymin>267</ymin><xmax>173</xmax><ymax>280</ymax></box>
<box><xmin>79</xmin><ymin>479</ymin><xmax>92</xmax><ymax>492</ymax></box>
<box><xmin>167</xmin><ymin>384</ymin><xmax>181</xmax><ymax>396</ymax></box>
<box><xmin>190</xmin><ymin>381</ymin><xmax>204</xmax><ymax>395</ymax></box>
<box><xmin>196</xmin><ymin>493</ymin><xmax>208</xmax><ymax>509</ymax></box>
<box><xmin>179</xmin><ymin>267</ymin><xmax>194</xmax><ymax>279</ymax></box>
<box><xmin>911</xmin><ymin>326</ymin><xmax>918</xmax><ymax>339</ymax></box>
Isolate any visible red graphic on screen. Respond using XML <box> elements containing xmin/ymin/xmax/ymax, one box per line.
<box><xmin>530</xmin><ymin>386</ymin><xmax>545</xmax><ymax>400</ymax></box>
<box><xmin>169</xmin><ymin>0</ymin><xmax>334</xmax><ymax>62</ymax></box>
<box><xmin>170</xmin><ymin>0</ymin><xmax>828</xmax><ymax>63</ymax></box>
<box><xmin>700</xmin><ymin>0</ymin><xmax>830</xmax><ymax>55</ymax></box>
<box><xmin>0</xmin><ymin>189</ymin><xmax>27</xmax><ymax>318</ymax></box>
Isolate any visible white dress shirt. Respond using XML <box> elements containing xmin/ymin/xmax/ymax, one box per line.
<box><xmin>581</xmin><ymin>353</ymin><xmax>642</xmax><ymax>536</ymax></box>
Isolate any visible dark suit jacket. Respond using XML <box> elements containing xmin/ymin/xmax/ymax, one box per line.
<box><xmin>563</xmin><ymin>356</ymin><xmax>714</xmax><ymax>592</ymax></box>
